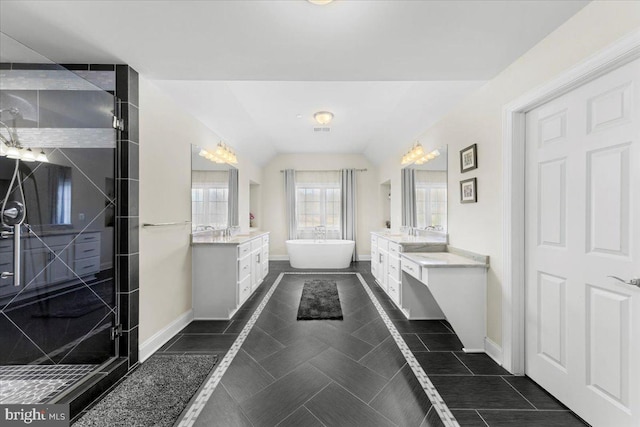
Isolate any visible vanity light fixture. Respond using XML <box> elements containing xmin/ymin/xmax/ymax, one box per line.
<box><xmin>21</xmin><ymin>148</ymin><xmax>36</xmax><ymax>162</ymax></box>
<box><xmin>5</xmin><ymin>145</ymin><xmax>21</xmax><ymax>160</ymax></box>
<box><xmin>308</xmin><ymin>0</ymin><xmax>334</xmax><ymax>5</ymax></box>
<box><xmin>313</xmin><ymin>111</ymin><xmax>334</xmax><ymax>125</ymax></box>
<box><xmin>401</xmin><ymin>143</ymin><xmax>441</xmax><ymax>166</ymax></box>
<box><xmin>36</xmin><ymin>149</ymin><xmax>49</xmax><ymax>163</ymax></box>
<box><xmin>198</xmin><ymin>142</ymin><xmax>238</xmax><ymax>165</ymax></box>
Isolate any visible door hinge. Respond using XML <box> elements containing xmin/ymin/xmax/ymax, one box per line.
<box><xmin>110</xmin><ymin>324</ymin><xmax>123</xmax><ymax>340</ymax></box>
<box><xmin>112</xmin><ymin>115</ymin><xmax>125</xmax><ymax>131</ymax></box>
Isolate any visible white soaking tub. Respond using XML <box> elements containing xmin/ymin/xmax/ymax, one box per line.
<box><xmin>286</xmin><ymin>239</ymin><xmax>355</xmax><ymax>269</ymax></box>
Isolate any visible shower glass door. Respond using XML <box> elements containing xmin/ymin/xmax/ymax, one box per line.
<box><xmin>0</xmin><ymin>32</ymin><xmax>118</xmax><ymax>403</ymax></box>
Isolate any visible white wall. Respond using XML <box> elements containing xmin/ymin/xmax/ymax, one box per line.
<box><xmin>262</xmin><ymin>154</ymin><xmax>379</xmax><ymax>259</ymax></box>
<box><xmin>378</xmin><ymin>0</ymin><xmax>640</xmax><ymax>347</ymax></box>
<box><xmin>138</xmin><ymin>77</ymin><xmax>260</xmax><ymax>344</ymax></box>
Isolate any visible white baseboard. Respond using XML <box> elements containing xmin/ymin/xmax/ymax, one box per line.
<box><xmin>270</xmin><ymin>255</ymin><xmax>290</xmax><ymax>261</ymax></box>
<box><xmin>484</xmin><ymin>337</ymin><xmax>503</xmax><ymax>365</ymax></box>
<box><xmin>357</xmin><ymin>255</ymin><xmax>371</xmax><ymax>261</ymax></box>
<box><xmin>139</xmin><ymin>309</ymin><xmax>193</xmax><ymax>363</ymax></box>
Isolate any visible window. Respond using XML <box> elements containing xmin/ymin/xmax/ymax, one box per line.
<box><xmin>416</xmin><ymin>185</ymin><xmax>447</xmax><ymax>230</ymax></box>
<box><xmin>415</xmin><ymin>170</ymin><xmax>447</xmax><ymax>231</ymax></box>
<box><xmin>192</xmin><ymin>171</ymin><xmax>228</xmax><ymax>229</ymax></box>
<box><xmin>295</xmin><ymin>171</ymin><xmax>341</xmax><ymax>238</ymax></box>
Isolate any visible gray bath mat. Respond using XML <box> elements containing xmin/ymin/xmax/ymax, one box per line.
<box><xmin>74</xmin><ymin>354</ymin><xmax>217</xmax><ymax>427</ymax></box>
<box><xmin>297</xmin><ymin>279</ymin><xmax>343</xmax><ymax>320</ymax></box>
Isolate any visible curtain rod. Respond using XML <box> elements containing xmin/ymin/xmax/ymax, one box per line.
<box><xmin>279</xmin><ymin>168</ymin><xmax>367</xmax><ymax>173</ymax></box>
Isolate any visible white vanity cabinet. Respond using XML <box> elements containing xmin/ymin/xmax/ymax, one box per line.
<box><xmin>400</xmin><ymin>252</ymin><xmax>488</xmax><ymax>352</ymax></box>
<box><xmin>371</xmin><ymin>234</ymin><xmax>403</xmax><ymax>304</ymax></box>
<box><xmin>1</xmin><ymin>231</ymin><xmax>101</xmax><ymax>298</ymax></box>
<box><xmin>192</xmin><ymin>232</ymin><xmax>269</xmax><ymax>319</ymax></box>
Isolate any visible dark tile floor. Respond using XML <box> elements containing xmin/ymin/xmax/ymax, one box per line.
<box><xmin>167</xmin><ymin>261</ymin><xmax>588</xmax><ymax>427</ymax></box>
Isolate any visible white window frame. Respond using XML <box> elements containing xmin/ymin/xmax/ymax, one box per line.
<box><xmin>415</xmin><ymin>183</ymin><xmax>447</xmax><ymax>231</ymax></box>
<box><xmin>191</xmin><ymin>185</ymin><xmax>228</xmax><ymax>229</ymax></box>
<box><xmin>295</xmin><ymin>182</ymin><xmax>341</xmax><ymax>237</ymax></box>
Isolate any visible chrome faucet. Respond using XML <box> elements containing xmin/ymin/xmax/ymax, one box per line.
<box><xmin>314</xmin><ymin>225</ymin><xmax>326</xmax><ymax>242</ymax></box>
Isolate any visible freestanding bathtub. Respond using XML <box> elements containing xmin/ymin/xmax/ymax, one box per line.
<box><xmin>286</xmin><ymin>239</ymin><xmax>355</xmax><ymax>269</ymax></box>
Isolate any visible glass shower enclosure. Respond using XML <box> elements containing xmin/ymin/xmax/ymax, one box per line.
<box><xmin>0</xmin><ymin>33</ymin><xmax>119</xmax><ymax>404</ymax></box>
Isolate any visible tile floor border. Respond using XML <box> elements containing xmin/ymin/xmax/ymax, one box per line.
<box><xmin>177</xmin><ymin>273</ymin><xmax>286</xmax><ymax>427</ymax></box>
<box><xmin>177</xmin><ymin>270</ymin><xmax>459</xmax><ymax>427</ymax></box>
<box><xmin>354</xmin><ymin>272</ymin><xmax>460</xmax><ymax>427</ymax></box>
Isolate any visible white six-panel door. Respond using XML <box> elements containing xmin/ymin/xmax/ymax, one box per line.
<box><xmin>525</xmin><ymin>58</ymin><xmax>639</xmax><ymax>427</ymax></box>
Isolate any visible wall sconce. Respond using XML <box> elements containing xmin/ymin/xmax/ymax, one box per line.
<box><xmin>199</xmin><ymin>142</ymin><xmax>238</xmax><ymax>165</ymax></box>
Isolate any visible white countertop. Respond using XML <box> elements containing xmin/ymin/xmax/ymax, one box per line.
<box><xmin>401</xmin><ymin>252</ymin><xmax>488</xmax><ymax>268</ymax></box>
<box><xmin>191</xmin><ymin>230</ymin><xmax>269</xmax><ymax>245</ymax></box>
<box><xmin>371</xmin><ymin>231</ymin><xmax>447</xmax><ymax>245</ymax></box>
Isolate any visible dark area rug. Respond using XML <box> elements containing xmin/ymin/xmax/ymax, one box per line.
<box><xmin>74</xmin><ymin>354</ymin><xmax>217</xmax><ymax>427</ymax></box>
<box><xmin>297</xmin><ymin>279</ymin><xmax>343</xmax><ymax>320</ymax></box>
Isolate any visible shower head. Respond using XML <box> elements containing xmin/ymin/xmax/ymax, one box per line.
<box><xmin>0</xmin><ymin>107</ymin><xmax>22</xmax><ymax>117</ymax></box>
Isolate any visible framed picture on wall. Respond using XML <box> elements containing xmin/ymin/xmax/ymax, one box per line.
<box><xmin>460</xmin><ymin>177</ymin><xmax>477</xmax><ymax>203</ymax></box>
<box><xmin>460</xmin><ymin>143</ymin><xmax>477</xmax><ymax>172</ymax></box>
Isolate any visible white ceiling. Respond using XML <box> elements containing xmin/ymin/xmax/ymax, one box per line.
<box><xmin>153</xmin><ymin>80</ymin><xmax>484</xmax><ymax>162</ymax></box>
<box><xmin>0</xmin><ymin>0</ymin><xmax>589</xmax><ymax>165</ymax></box>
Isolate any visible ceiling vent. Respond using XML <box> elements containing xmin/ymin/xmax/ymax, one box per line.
<box><xmin>313</xmin><ymin>127</ymin><xmax>331</xmax><ymax>133</ymax></box>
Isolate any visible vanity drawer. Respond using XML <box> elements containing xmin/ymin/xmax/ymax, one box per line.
<box><xmin>388</xmin><ymin>242</ymin><xmax>401</xmax><ymax>256</ymax></box>
<box><xmin>0</xmin><ymin>239</ymin><xmax>12</xmax><ymax>253</ymax></box>
<box><xmin>401</xmin><ymin>258</ymin><xmax>421</xmax><ymax>281</ymax></box>
<box><xmin>238</xmin><ymin>242</ymin><xmax>251</xmax><ymax>258</ymax></box>
<box><xmin>262</xmin><ymin>235</ymin><xmax>269</xmax><ymax>246</ymax></box>
<box><xmin>0</xmin><ymin>253</ymin><xmax>12</xmax><ymax>271</ymax></box>
<box><xmin>377</xmin><ymin>237</ymin><xmax>389</xmax><ymax>252</ymax></box>
<box><xmin>371</xmin><ymin>235</ymin><xmax>378</xmax><ymax>247</ymax></box>
<box><xmin>388</xmin><ymin>255</ymin><xmax>400</xmax><ymax>281</ymax></box>
<box><xmin>75</xmin><ymin>256</ymin><xmax>100</xmax><ymax>275</ymax></box>
<box><xmin>251</xmin><ymin>238</ymin><xmax>262</xmax><ymax>252</ymax></box>
<box><xmin>75</xmin><ymin>241</ymin><xmax>100</xmax><ymax>260</ymax></box>
<box><xmin>238</xmin><ymin>275</ymin><xmax>251</xmax><ymax>305</ymax></box>
<box><xmin>76</xmin><ymin>232</ymin><xmax>100</xmax><ymax>244</ymax></box>
<box><xmin>388</xmin><ymin>276</ymin><xmax>401</xmax><ymax>305</ymax></box>
<box><xmin>23</xmin><ymin>234</ymin><xmax>72</xmax><ymax>250</ymax></box>
<box><xmin>238</xmin><ymin>254</ymin><xmax>251</xmax><ymax>280</ymax></box>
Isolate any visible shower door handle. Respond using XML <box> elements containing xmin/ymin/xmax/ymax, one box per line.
<box><xmin>12</xmin><ymin>224</ymin><xmax>20</xmax><ymax>286</ymax></box>
<box><xmin>0</xmin><ymin>225</ymin><xmax>20</xmax><ymax>286</ymax></box>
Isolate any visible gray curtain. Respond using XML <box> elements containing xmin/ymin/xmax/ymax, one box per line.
<box><xmin>341</xmin><ymin>169</ymin><xmax>357</xmax><ymax>262</ymax></box>
<box><xmin>227</xmin><ymin>168</ymin><xmax>239</xmax><ymax>226</ymax></box>
<box><xmin>401</xmin><ymin>168</ymin><xmax>417</xmax><ymax>227</ymax></box>
<box><xmin>283</xmin><ymin>169</ymin><xmax>297</xmax><ymax>240</ymax></box>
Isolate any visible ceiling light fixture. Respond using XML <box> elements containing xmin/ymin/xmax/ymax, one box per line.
<box><xmin>314</xmin><ymin>111</ymin><xmax>334</xmax><ymax>125</ymax></box>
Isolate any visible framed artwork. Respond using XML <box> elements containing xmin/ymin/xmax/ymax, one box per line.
<box><xmin>460</xmin><ymin>177</ymin><xmax>477</xmax><ymax>203</ymax></box>
<box><xmin>460</xmin><ymin>143</ymin><xmax>477</xmax><ymax>172</ymax></box>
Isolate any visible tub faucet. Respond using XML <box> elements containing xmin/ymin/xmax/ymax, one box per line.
<box><xmin>314</xmin><ymin>225</ymin><xmax>326</xmax><ymax>242</ymax></box>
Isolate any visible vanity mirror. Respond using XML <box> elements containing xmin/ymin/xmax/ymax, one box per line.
<box><xmin>191</xmin><ymin>144</ymin><xmax>239</xmax><ymax>232</ymax></box>
<box><xmin>401</xmin><ymin>145</ymin><xmax>448</xmax><ymax>232</ymax></box>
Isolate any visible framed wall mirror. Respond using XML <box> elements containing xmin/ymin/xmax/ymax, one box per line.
<box><xmin>401</xmin><ymin>145</ymin><xmax>448</xmax><ymax>233</ymax></box>
<box><xmin>190</xmin><ymin>144</ymin><xmax>239</xmax><ymax>232</ymax></box>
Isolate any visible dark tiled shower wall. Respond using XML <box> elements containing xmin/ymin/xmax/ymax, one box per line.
<box><xmin>115</xmin><ymin>65</ymin><xmax>140</xmax><ymax>369</ymax></box>
<box><xmin>1</xmin><ymin>61</ymin><xmax>139</xmax><ymax>416</ymax></box>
